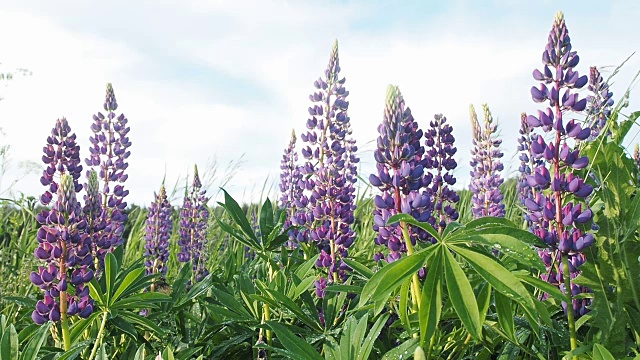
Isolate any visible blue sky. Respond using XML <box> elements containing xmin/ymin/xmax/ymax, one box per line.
<box><xmin>0</xmin><ymin>0</ymin><xmax>638</xmax><ymax>205</ymax></box>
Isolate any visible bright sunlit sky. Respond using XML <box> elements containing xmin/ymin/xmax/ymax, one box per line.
<box><xmin>0</xmin><ymin>0</ymin><xmax>638</xmax><ymax>206</ymax></box>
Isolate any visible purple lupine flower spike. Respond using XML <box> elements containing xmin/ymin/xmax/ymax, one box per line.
<box><xmin>279</xmin><ymin>129</ymin><xmax>304</xmax><ymax>247</ymax></box>
<box><xmin>517</xmin><ymin>113</ymin><xmax>544</xmax><ymax>229</ymax></box>
<box><xmin>144</xmin><ymin>184</ymin><xmax>173</xmax><ymax>276</ymax></box>
<box><xmin>371</xmin><ymin>85</ymin><xmax>431</xmax><ymax>263</ymax></box>
<box><xmin>40</xmin><ymin>118</ymin><xmax>83</xmax><ymax>206</ymax></box>
<box><xmin>178</xmin><ymin>165</ymin><xmax>210</xmax><ymax>283</ymax></box>
<box><xmin>32</xmin><ymin>173</ymin><xmax>94</xmax><ymax>324</ymax></box>
<box><xmin>586</xmin><ymin>66</ymin><xmax>614</xmax><ymax>140</ymax></box>
<box><xmin>634</xmin><ymin>144</ymin><xmax>640</xmax><ymax>184</ymax></box>
<box><xmin>83</xmin><ymin>170</ymin><xmax>108</xmax><ymax>271</ymax></box>
<box><xmin>85</xmin><ymin>83</ymin><xmax>131</xmax><ymax>268</ymax></box>
<box><xmin>424</xmin><ymin>114</ymin><xmax>459</xmax><ymax>234</ymax></box>
<box><xmin>298</xmin><ymin>40</ymin><xmax>358</xmax><ymax>293</ymax></box>
<box><xmin>526</xmin><ymin>11</ymin><xmax>593</xmax><ymax>318</ymax></box>
<box><xmin>469</xmin><ymin>104</ymin><xmax>505</xmax><ymax>219</ymax></box>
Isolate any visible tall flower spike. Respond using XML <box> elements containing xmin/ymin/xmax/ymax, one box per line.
<box><xmin>85</xmin><ymin>83</ymin><xmax>131</xmax><ymax>267</ymax></box>
<box><xmin>586</xmin><ymin>66</ymin><xmax>614</xmax><ymax>140</ymax></box>
<box><xmin>83</xmin><ymin>170</ymin><xmax>108</xmax><ymax>271</ymax></box>
<box><xmin>527</xmin><ymin>12</ymin><xmax>594</xmax><ymax>324</ymax></box>
<box><xmin>469</xmin><ymin>104</ymin><xmax>505</xmax><ymax>219</ymax></box>
<box><xmin>634</xmin><ymin>144</ymin><xmax>640</xmax><ymax>184</ymax></box>
<box><xmin>517</xmin><ymin>113</ymin><xmax>544</xmax><ymax>229</ymax></box>
<box><xmin>31</xmin><ymin>173</ymin><xmax>94</xmax><ymax>325</ymax></box>
<box><xmin>144</xmin><ymin>184</ymin><xmax>173</xmax><ymax>277</ymax></box>
<box><xmin>178</xmin><ymin>165</ymin><xmax>210</xmax><ymax>283</ymax></box>
<box><xmin>299</xmin><ymin>40</ymin><xmax>359</xmax><ymax>293</ymax></box>
<box><xmin>424</xmin><ymin>114</ymin><xmax>459</xmax><ymax>234</ymax></box>
<box><xmin>371</xmin><ymin>85</ymin><xmax>431</xmax><ymax>262</ymax></box>
<box><xmin>279</xmin><ymin>129</ymin><xmax>304</xmax><ymax>247</ymax></box>
<box><xmin>40</xmin><ymin>118</ymin><xmax>83</xmax><ymax>206</ymax></box>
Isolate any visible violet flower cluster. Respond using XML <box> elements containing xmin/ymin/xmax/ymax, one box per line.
<box><xmin>517</xmin><ymin>113</ymin><xmax>545</xmax><ymax>229</ymax></box>
<box><xmin>468</xmin><ymin>104</ymin><xmax>505</xmax><ymax>219</ymax></box>
<box><xmin>85</xmin><ymin>83</ymin><xmax>131</xmax><ymax>267</ymax></box>
<box><xmin>424</xmin><ymin>114</ymin><xmax>460</xmax><ymax>234</ymax></box>
<box><xmin>32</xmin><ymin>168</ymin><xmax>94</xmax><ymax>324</ymax></box>
<box><xmin>370</xmin><ymin>85</ymin><xmax>431</xmax><ymax>263</ymax></box>
<box><xmin>144</xmin><ymin>184</ymin><xmax>173</xmax><ymax>276</ymax></box>
<box><xmin>635</xmin><ymin>144</ymin><xmax>640</xmax><ymax>184</ymax></box>
<box><xmin>586</xmin><ymin>66</ymin><xmax>614</xmax><ymax>140</ymax></box>
<box><xmin>178</xmin><ymin>166</ymin><xmax>210</xmax><ymax>282</ymax></box>
<box><xmin>40</xmin><ymin>118</ymin><xmax>83</xmax><ymax>205</ymax></box>
<box><xmin>295</xmin><ymin>40</ymin><xmax>359</xmax><ymax>296</ymax></box>
<box><xmin>279</xmin><ymin>130</ymin><xmax>304</xmax><ymax>247</ymax></box>
<box><xmin>525</xmin><ymin>12</ymin><xmax>594</xmax><ymax>317</ymax></box>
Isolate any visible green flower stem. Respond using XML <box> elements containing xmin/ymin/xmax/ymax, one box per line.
<box><xmin>89</xmin><ymin>310</ymin><xmax>109</xmax><ymax>360</ymax></box>
<box><xmin>561</xmin><ymin>255</ymin><xmax>578</xmax><ymax>358</ymax></box>
<box><xmin>400</xmin><ymin>222</ymin><xmax>422</xmax><ymax>321</ymax></box>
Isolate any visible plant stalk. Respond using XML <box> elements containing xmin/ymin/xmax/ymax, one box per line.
<box><xmin>561</xmin><ymin>255</ymin><xmax>578</xmax><ymax>358</ymax></box>
<box><xmin>89</xmin><ymin>310</ymin><xmax>109</xmax><ymax>360</ymax></box>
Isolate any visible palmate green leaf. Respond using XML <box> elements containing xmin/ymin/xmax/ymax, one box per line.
<box><xmin>266</xmin><ymin>321</ymin><xmax>323</xmax><ymax>360</ymax></box>
<box><xmin>215</xmin><ymin>217</ymin><xmax>260</xmax><ymax>249</ymax></box>
<box><xmin>118</xmin><ymin>310</ymin><xmax>165</xmax><ymax>336</ymax></box>
<box><xmin>111</xmin><ymin>316</ymin><xmax>138</xmax><ymax>340</ymax></box>
<box><xmin>0</xmin><ymin>323</ymin><xmax>18</xmax><ymax>360</ymax></box>
<box><xmin>442</xmin><ymin>247</ymin><xmax>482</xmax><ymax>340</ymax></box>
<box><xmin>20</xmin><ymin>322</ymin><xmax>51</xmax><ymax>360</ymax></box>
<box><xmin>451</xmin><ymin>245</ymin><xmax>537</xmax><ymax>312</ymax></box>
<box><xmin>386</xmin><ymin>213</ymin><xmax>440</xmax><ymax>242</ymax></box>
<box><xmin>399</xmin><ymin>280</ymin><xmax>411</xmax><ymax>336</ymax></box>
<box><xmin>220</xmin><ymin>189</ymin><xmax>259</xmax><ymax>244</ymax></box>
<box><xmin>111</xmin><ymin>267</ymin><xmax>144</xmax><ymax>304</ymax></box>
<box><xmin>358</xmin><ymin>246</ymin><xmax>435</xmax><ymax>311</ymax></box>
<box><xmin>259</xmin><ymin>289</ymin><xmax>322</xmax><ymax>332</ymax></box>
<box><xmin>419</xmin><ymin>247</ymin><xmax>443</xmax><ymax>349</ymax></box>
<box><xmin>516</xmin><ymin>274</ymin><xmax>568</xmax><ymax>302</ymax></box>
<box><xmin>69</xmin><ymin>312</ymin><xmax>99</xmax><ymax>343</ymax></box>
<box><xmin>357</xmin><ymin>314</ymin><xmax>389</xmax><ymax>360</ymax></box>
<box><xmin>477</xmin><ymin>282</ymin><xmax>492</xmax><ymax>327</ymax></box>
<box><xmin>133</xmin><ymin>345</ymin><xmax>145</xmax><ymax>360</ymax></box>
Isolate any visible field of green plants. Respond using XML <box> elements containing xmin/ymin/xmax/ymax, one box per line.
<box><xmin>1</xmin><ymin>10</ymin><xmax>640</xmax><ymax>360</ymax></box>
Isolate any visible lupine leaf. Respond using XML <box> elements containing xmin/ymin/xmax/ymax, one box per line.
<box><xmin>442</xmin><ymin>247</ymin><xmax>481</xmax><ymax>340</ymax></box>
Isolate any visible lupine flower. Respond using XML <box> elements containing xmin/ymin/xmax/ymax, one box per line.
<box><xmin>85</xmin><ymin>83</ymin><xmax>131</xmax><ymax>267</ymax></box>
<box><xmin>144</xmin><ymin>184</ymin><xmax>173</xmax><ymax>276</ymax></box>
<box><xmin>586</xmin><ymin>66</ymin><xmax>614</xmax><ymax>140</ymax></box>
<box><xmin>279</xmin><ymin>130</ymin><xmax>304</xmax><ymax>247</ymax></box>
<box><xmin>40</xmin><ymin>118</ymin><xmax>83</xmax><ymax>206</ymax></box>
<box><xmin>468</xmin><ymin>104</ymin><xmax>505</xmax><ymax>219</ymax></box>
<box><xmin>517</xmin><ymin>113</ymin><xmax>545</xmax><ymax>229</ymax></box>
<box><xmin>635</xmin><ymin>144</ymin><xmax>640</xmax><ymax>184</ymax></box>
<box><xmin>298</xmin><ymin>40</ymin><xmax>358</xmax><ymax>293</ymax></box>
<box><xmin>526</xmin><ymin>11</ymin><xmax>594</xmax><ymax>317</ymax></box>
<box><xmin>31</xmin><ymin>173</ymin><xmax>94</xmax><ymax>324</ymax></box>
<box><xmin>424</xmin><ymin>114</ymin><xmax>459</xmax><ymax>234</ymax></box>
<box><xmin>370</xmin><ymin>85</ymin><xmax>431</xmax><ymax>262</ymax></box>
<box><xmin>83</xmin><ymin>170</ymin><xmax>108</xmax><ymax>271</ymax></box>
<box><xmin>178</xmin><ymin>165</ymin><xmax>210</xmax><ymax>283</ymax></box>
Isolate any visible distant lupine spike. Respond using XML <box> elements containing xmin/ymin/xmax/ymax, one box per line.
<box><xmin>517</xmin><ymin>113</ymin><xmax>545</xmax><ymax>229</ymax></box>
<box><xmin>144</xmin><ymin>184</ymin><xmax>173</xmax><ymax>276</ymax></box>
<box><xmin>586</xmin><ymin>66</ymin><xmax>614</xmax><ymax>140</ymax></box>
<box><xmin>31</xmin><ymin>173</ymin><xmax>94</xmax><ymax>324</ymax></box>
<box><xmin>298</xmin><ymin>40</ymin><xmax>359</xmax><ymax>288</ymax></box>
<box><xmin>178</xmin><ymin>165</ymin><xmax>210</xmax><ymax>283</ymax></box>
<box><xmin>469</xmin><ymin>104</ymin><xmax>505</xmax><ymax>219</ymax></box>
<box><xmin>424</xmin><ymin>114</ymin><xmax>459</xmax><ymax>234</ymax></box>
<box><xmin>85</xmin><ymin>83</ymin><xmax>131</xmax><ymax>267</ymax></box>
<box><xmin>635</xmin><ymin>144</ymin><xmax>640</xmax><ymax>184</ymax></box>
<box><xmin>83</xmin><ymin>170</ymin><xmax>108</xmax><ymax>271</ymax></box>
<box><xmin>370</xmin><ymin>85</ymin><xmax>431</xmax><ymax>262</ymax></box>
<box><xmin>279</xmin><ymin>129</ymin><xmax>304</xmax><ymax>247</ymax></box>
<box><xmin>526</xmin><ymin>11</ymin><xmax>594</xmax><ymax>319</ymax></box>
<box><xmin>40</xmin><ymin>118</ymin><xmax>83</xmax><ymax>206</ymax></box>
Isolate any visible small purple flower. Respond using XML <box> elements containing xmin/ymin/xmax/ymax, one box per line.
<box><xmin>468</xmin><ymin>104</ymin><xmax>505</xmax><ymax>219</ymax></box>
<box><xmin>85</xmin><ymin>83</ymin><xmax>131</xmax><ymax>267</ymax></box>
<box><xmin>144</xmin><ymin>184</ymin><xmax>173</xmax><ymax>276</ymax></box>
<box><xmin>178</xmin><ymin>165</ymin><xmax>210</xmax><ymax>283</ymax></box>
